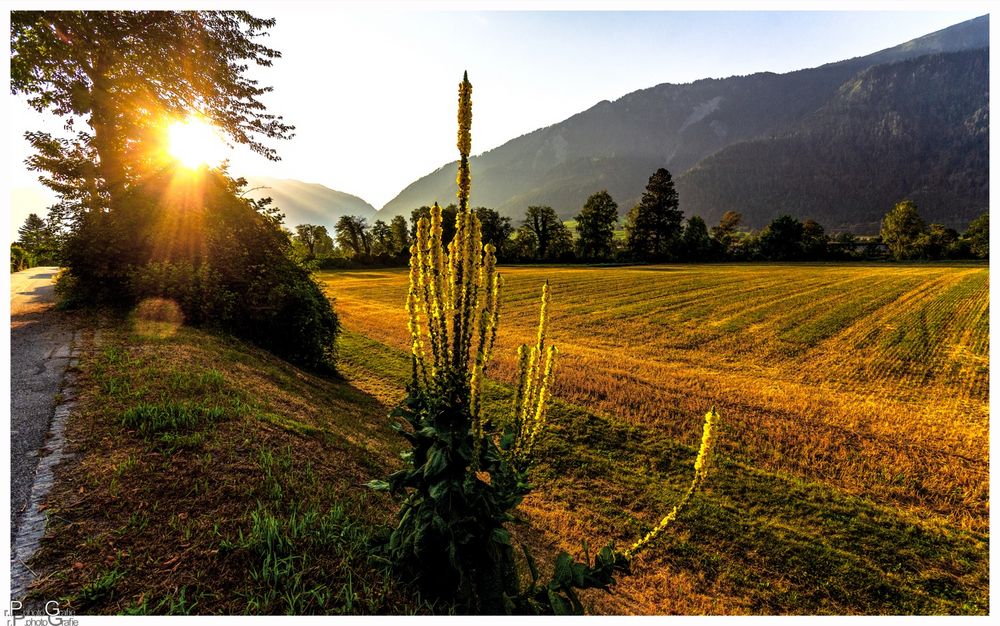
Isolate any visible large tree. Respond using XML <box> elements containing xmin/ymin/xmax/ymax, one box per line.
<box><xmin>880</xmin><ymin>200</ymin><xmax>928</xmax><ymax>260</ymax></box>
<box><xmin>710</xmin><ymin>210</ymin><xmax>743</xmax><ymax>258</ymax></box>
<box><xmin>17</xmin><ymin>213</ymin><xmax>59</xmax><ymax>263</ymax></box>
<box><xmin>474</xmin><ymin>207</ymin><xmax>514</xmax><ymax>257</ymax></box>
<box><xmin>12</xmin><ymin>11</ymin><xmax>294</xmax><ymax>215</ymax></box>
<box><xmin>389</xmin><ymin>215</ymin><xmax>410</xmax><ymax>257</ymax></box>
<box><xmin>370</xmin><ymin>219</ymin><xmax>394</xmax><ymax>256</ymax></box>
<box><xmin>759</xmin><ymin>215</ymin><xmax>805</xmax><ymax>261</ymax></box>
<box><xmin>680</xmin><ymin>216</ymin><xmax>712</xmax><ymax>260</ymax></box>
<box><xmin>964</xmin><ymin>213</ymin><xmax>988</xmax><ymax>259</ymax></box>
<box><xmin>625</xmin><ymin>168</ymin><xmax>683</xmax><ymax>260</ymax></box>
<box><xmin>294</xmin><ymin>223</ymin><xmax>333</xmax><ymax>260</ymax></box>
<box><xmin>522</xmin><ymin>205</ymin><xmax>569</xmax><ymax>260</ymax></box>
<box><xmin>575</xmin><ymin>190</ymin><xmax>618</xmax><ymax>259</ymax></box>
<box><xmin>336</xmin><ymin>215</ymin><xmax>371</xmax><ymax>257</ymax></box>
<box><xmin>801</xmin><ymin>219</ymin><xmax>829</xmax><ymax>260</ymax></box>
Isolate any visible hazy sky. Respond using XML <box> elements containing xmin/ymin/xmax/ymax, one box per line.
<box><xmin>8</xmin><ymin>7</ymin><xmax>987</xmax><ymax>232</ymax></box>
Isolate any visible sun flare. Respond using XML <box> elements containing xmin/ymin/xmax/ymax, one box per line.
<box><xmin>166</xmin><ymin>118</ymin><xmax>226</xmax><ymax>168</ymax></box>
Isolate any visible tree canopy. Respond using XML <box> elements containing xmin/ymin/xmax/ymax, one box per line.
<box><xmin>625</xmin><ymin>168</ymin><xmax>683</xmax><ymax>260</ymax></box>
<box><xmin>575</xmin><ymin>190</ymin><xmax>618</xmax><ymax>259</ymax></box>
<box><xmin>964</xmin><ymin>213</ymin><xmax>988</xmax><ymax>259</ymax></box>
<box><xmin>523</xmin><ymin>205</ymin><xmax>571</xmax><ymax>260</ymax></box>
<box><xmin>12</xmin><ymin>10</ymin><xmax>294</xmax><ymax>213</ymax></box>
<box><xmin>880</xmin><ymin>200</ymin><xmax>927</xmax><ymax>260</ymax></box>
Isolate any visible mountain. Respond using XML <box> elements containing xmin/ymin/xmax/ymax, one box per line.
<box><xmin>379</xmin><ymin>16</ymin><xmax>988</xmax><ymax>231</ymax></box>
<box><xmin>243</xmin><ymin>176</ymin><xmax>376</xmax><ymax>232</ymax></box>
<box><xmin>677</xmin><ymin>50</ymin><xmax>988</xmax><ymax>231</ymax></box>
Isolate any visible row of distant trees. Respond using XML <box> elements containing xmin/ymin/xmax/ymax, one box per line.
<box><xmin>16</xmin><ymin>165</ymin><xmax>988</xmax><ymax>275</ymax></box>
<box><xmin>289</xmin><ymin>167</ymin><xmax>988</xmax><ymax>266</ymax></box>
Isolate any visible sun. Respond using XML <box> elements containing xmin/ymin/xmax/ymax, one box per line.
<box><xmin>166</xmin><ymin>118</ymin><xmax>227</xmax><ymax>168</ymax></box>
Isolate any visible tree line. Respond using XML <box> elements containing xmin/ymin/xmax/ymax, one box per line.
<box><xmin>289</xmin><ymin>167</ymin><xmax>988</xmax><ymax>267</ymax></box>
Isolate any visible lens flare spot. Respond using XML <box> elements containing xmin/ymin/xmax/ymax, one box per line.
<box><xmin>133</xmin><ymin>298</ymin><xmax>184</xmax><ymax>339</ymax></box>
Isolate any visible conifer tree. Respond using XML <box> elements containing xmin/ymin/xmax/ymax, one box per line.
<box><xmin>625</xmin><ymin>168</ymin><xmax>683</xmax><ymax>260</ymax></box>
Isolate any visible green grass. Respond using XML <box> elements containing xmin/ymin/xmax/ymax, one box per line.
<box><xmin>30</xmin><ymin>317</ymin><xmax>434</xmax><ymax>616</ymax></box>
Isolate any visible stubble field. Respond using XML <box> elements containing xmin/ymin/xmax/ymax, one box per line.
<box><xmin>319</xmin><ymin>262</ymin><xmax>988</xmax><ymax>614</ymax></box>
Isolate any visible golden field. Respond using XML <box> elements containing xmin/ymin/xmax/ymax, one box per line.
<box><xmin>320</xmin><ymin>262</ymin><xmax>988</xmax><ymax>614</ymax></box>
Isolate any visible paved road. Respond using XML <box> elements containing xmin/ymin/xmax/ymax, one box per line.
<box><xmin>10</xmin><ymin>266</ymin><xmax>75</xmax><ymax>539</ymax></box>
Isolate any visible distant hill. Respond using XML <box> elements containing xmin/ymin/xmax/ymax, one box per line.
<box><xmin>379</xmin><ymin>15</ymin><xmax>988</xmax><ymax>232</ymax></box>
<box><xmin>242</xmin><ymin>176</ymin><xmax>376</xmax><ymax>232</ymax></box>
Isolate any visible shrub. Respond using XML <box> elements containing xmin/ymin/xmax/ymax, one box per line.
<box><xmin>59</xmin><ymin>168</ymin><xmax>339</xmax><ymax>369</ymax></box>
<box><xmin>10</xmin><ymin>244</ymin><xmax>35</xmax><ymax>273</ymax></box>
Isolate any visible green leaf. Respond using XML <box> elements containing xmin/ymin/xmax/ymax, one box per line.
<box><xmin>500</xmin><ymin>432</ymin><xmax>516</xmax><ymax>450</ymax></box>
<box><xmin>491</xmin><ymin>527</ymin><xmax>512</xmax><ymax>546</ymax></box>
<box><xmin>364</xmin><ymin>479</ymin><xmax>390</xmax><ymax>491</ymax></box>
<box><xmin>423</xmin><ymin>448</ymin><xmax>448</xmax><ymax>479</ymax></box>
<box><xmin>547</xmin><ymin>589</ymin><xmax>570</xmax><ymax>615</ymax></box>
<box><xmin>522</xmin><ymin>544</ymin><xmax>540</xmax><ymax>584</ymax></box>
<box><xmin>552</xmin><ymin>552</ymin><xmax>573</xmax><ymax>586</ymax></box>
<box><xmin>429</xmin><ymin>480</ymin><xmax>448</xmax><ymax>500</ymax></box>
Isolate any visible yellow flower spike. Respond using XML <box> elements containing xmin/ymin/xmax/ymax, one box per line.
<box><xmin>519</xmin><ymin>344</ymin><xmax>541</xmax><ymax>448</ymax></box>
<box><xmin>475</xmin><ymin>243</ymin><xmax>496</xmax><ymax>368</ymax></box>
<box><xmin>429</xmin><ymin>204</ymin><xmax>448</xmax><ymax>366</ymax></box>
<box><xmin>457</xmin><ymin>72</ymin><xmax>473</xmax><ymax>211</ymax></box>
<box><xmin>406</xmin><ymin>242</ymin><xmax>428</xmax><ymax>387</ymax></box>
<box><xmin>536</xmin><ymin>280</ymin><xmax>551</xmax><ymax>354</ymax></box>
<box><xmin>415</xmin><ymin>216</ymin><xmax>439</xmax><ymax>372</ymax></box>
<box><xmin>624</xmin><ymin>407</ymin><xmax>720</xmax><ymax>559</ymax></box>
<box><xmin>457</xmin><ymin>71</ymin><xmax>472</xmax><ymax>158</ymax></box>
<box><xmin>694</xmin><ymin>406</ymin><xmax>718</xmax><ymax>479</ymax></box>
<box><xmin>511</xmin><ymin>344</ymin><xmax>530</xmax><ymax>445</ymax></box>
<box><xmin>526</xmin><ymin>345</ymin><xmax>558</xmax><ymax>458</ymax></box>
<box><xmin>484</xmin><ymin>273</ymin><xmax>502</xmax><ymax>364</ymax></box>
<box><xmin>461</xmin><ymin>214</ymin><xmax>482</xmax><ymax>362</ymax></box>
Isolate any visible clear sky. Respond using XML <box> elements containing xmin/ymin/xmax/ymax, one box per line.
<box><xmin>7</xmin><ymin>7</ymin><xmax>987</xmax><ymax>233</ymax></box>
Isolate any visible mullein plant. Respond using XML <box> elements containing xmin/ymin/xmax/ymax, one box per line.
<box><xmin>371</xmin><ymin>72</ymin><xmax>719</xmax><ymax>615</ymax></box>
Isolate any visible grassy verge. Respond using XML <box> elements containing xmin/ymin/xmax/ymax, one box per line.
<box><xmin>27</xmin><ymin>314</ymin><xmax>437</xmax><ymax>615</ymax></box>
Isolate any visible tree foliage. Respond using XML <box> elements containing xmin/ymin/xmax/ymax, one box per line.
<box><xmin>625</xmin><ymin>168</ymin><xmax>683</xmax><ymax>260</ymax></box>
<box><xmin>881</xmin><ymin>200</ymin><xmax>928</xmax><ymax>260</ymax></box>
<box><xmin>575</xmin><ymin>190</ymin><xmax>618</xmax><ymax>259</ymax></box>
<box><xmin>681</xmin><ymin>216</ymin><xmax>712</xmax><ymax>260</ymax></box>
<box><xmin>390</xmin><ymin>215</ymin><xmax>411</xmax><ymax>257</ymax></box>
<box><xmin>335</xmin><ymin>215</ymin><xmax>371</xmax><ymax>257</ymax></box>
<box><xmin>293</xmin><ymin>224</ymin><xmax>333</xmax><ymax>260</ymax></box>
<box><xmin>475</xmin><ymin>207</ymin><xmax>515</xmax><ymax>258</ymax></box>
<box><xmin>758</xmin><ymin>215</ymin><xmax>805</xmax><ymax>261</ymax></box>
<box><xmin>369</xmin><ymin>219</ymin><xmax>394</xmax><ymax>256</ymax></box>
<box><xmin>964</xmin><ymin>213</ymin><xmax>988</xmax><ymax>259</ymax></box>
<box><xmin>17</xmin><ymin>213</ymin><xmax>61</xmax><ymax>264</ymax></box>
<box><xmin>523</xmin><ymin>206</ymin><xmax>572</xmax><ymax>260</ymax></box>
<box><xmin>12</xmin><ymin>10</ymin><xmax>293</xmax><ymax>214</ymax></box>
<box><xmin>81</xmin><ymin>168</ymin><xmax>339</xmax><ymax>368</ymax></box>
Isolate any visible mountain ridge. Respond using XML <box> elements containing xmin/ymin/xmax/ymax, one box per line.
<box><xmin>242</xmin><ymin>176</ymin><xmax>377</xmax><ymax>232</ymax></box>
